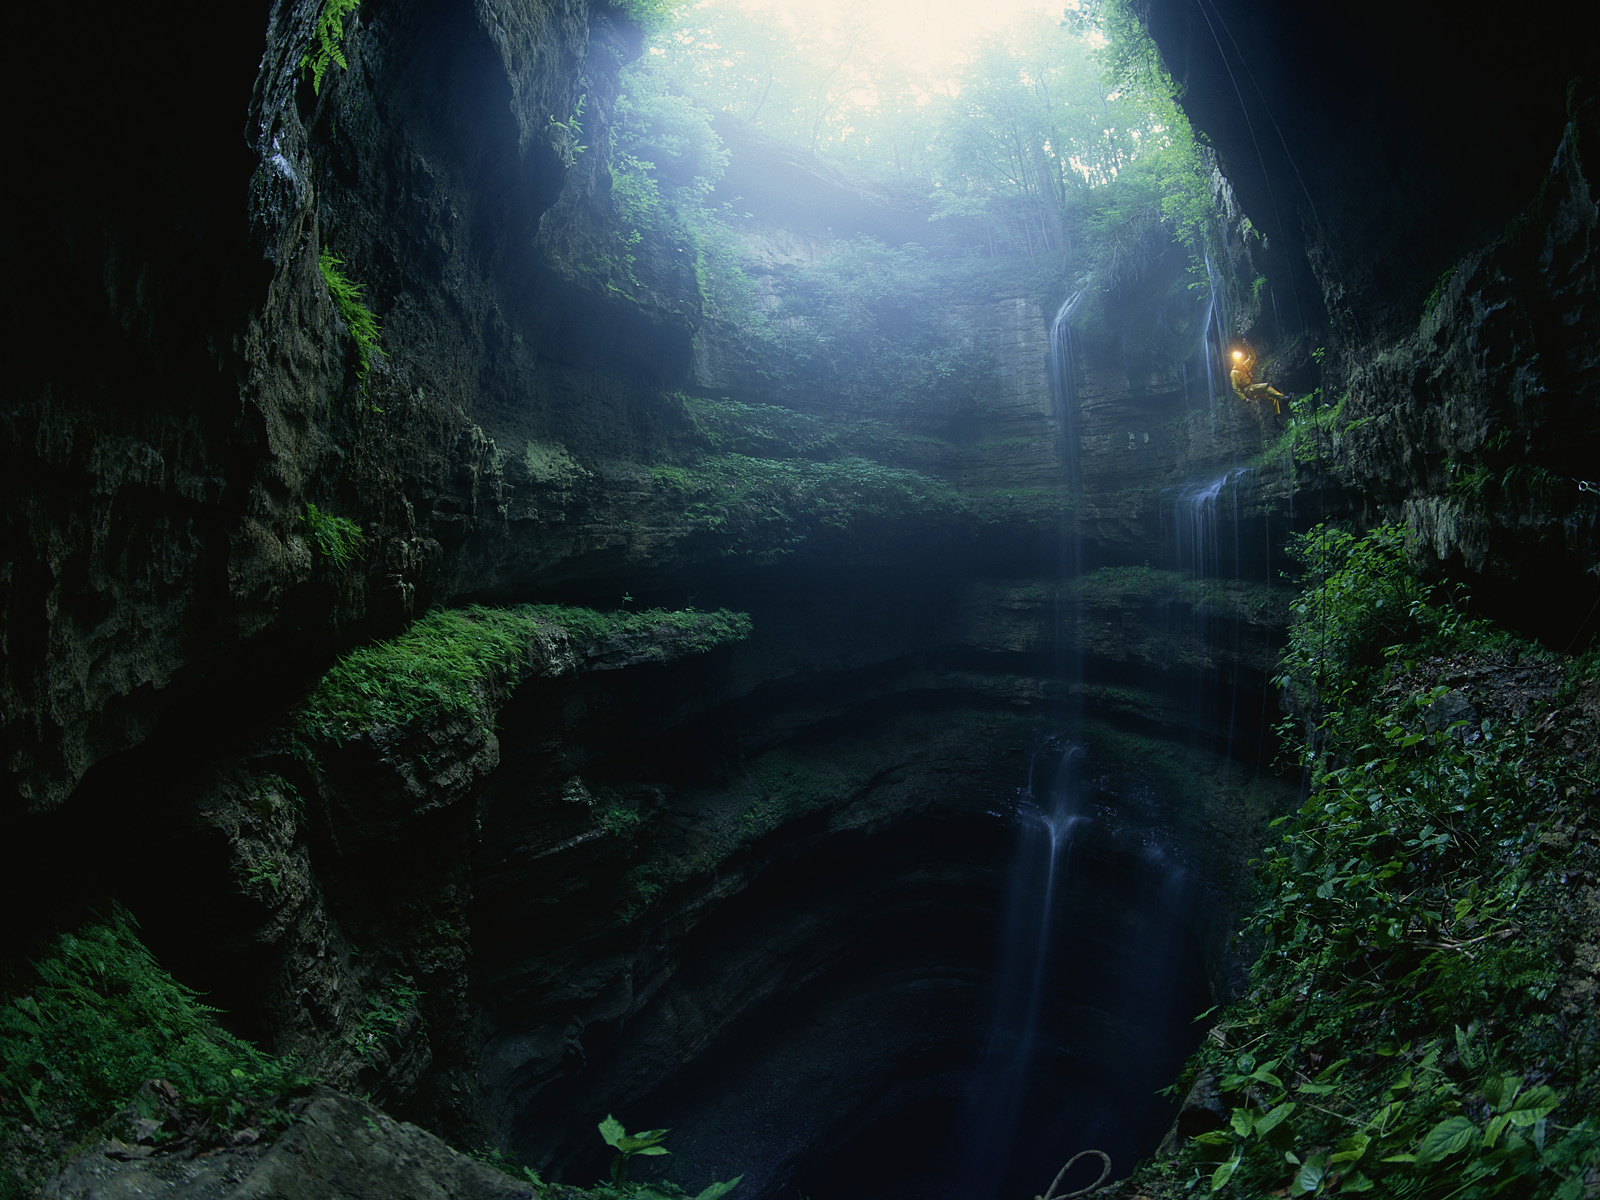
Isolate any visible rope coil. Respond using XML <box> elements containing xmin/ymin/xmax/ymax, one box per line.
<box><xmin>1036</xmin><ymin>1149</ymin><xmax>1112</xmax><ymax>1200</ymax></box>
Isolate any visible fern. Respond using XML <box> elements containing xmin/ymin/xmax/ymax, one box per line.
<box><xmin>0</xmin><ymin>912</ymin><xmax>305</xmax><ymax>1196</ymax></box>
<box><xmin>300</xmin><ymin>0</ymin><xmax>363</xmax><ymax>95</ymax></box>
<box><xmin>317</xmin><ymin>250</ymin><xmax>384</xmax><ymax>388</ymax></box>
<box><xmin>303</xmin><ymin>502</ymin><xmax>367</xmax><ymax>569</ymax></box>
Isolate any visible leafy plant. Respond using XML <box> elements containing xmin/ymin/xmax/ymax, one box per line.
<box><xmin>0</xmin><ymin>912</ymin><xmax>305</xmax><ymax>1197</ymax></box>
<box><xmin>244</xmin><ymin>856</ymin><xmax>283</xmax><ymax>898</ymax></box>
<box><xmin>595</xmin><ymin>1116</ymin><xmax>741</xmax><ymax>1200</ymax></box>
<box><xmin>550</xmin><ymin>93</ymin><xmax>589</xmax><ymax>167</ymax></box>
<box><xmin>600</xmin><ymin>1115</ymin><xmax>671</xmax><ymax>1183</ymax></box>
<box><xmin>1122</xmin><ymin>525</ymin><xmax>1600</xmax><ymax>1198</ymax></box>
<box><xmin>597</xmin><ymin>804</ymin><xmax>643</xmax><ymax>836</ymax></box>
<box><xmin>303</xmin><ymin>501</ymin><xmax>367</xmax><ymax>569</ymax></box>
<box><xmin>317</xmin><ymin>250</ymin><xmax>384</xmax><ymax>389</ymax></box>
<box><xmin>300</xmin><ymin>0</ymin><xmax>362</xmax><ymax>95</ymax></box>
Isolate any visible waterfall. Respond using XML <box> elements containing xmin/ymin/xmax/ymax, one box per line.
<box><xmin>1199</xmin><ymin>255</ymin><xmax>1230</xmax><ymax>425</ymax></box>
<box><xmin>953</xmin><ymin>294</ymin><xmax>1231</xmax><ymax>1200</ymax></box>
<box><xmin>959</xmin><ymin>738</ymin><xmax>1089</xmax><ymax>1200</ymax></box>
<box><xmin>1048</xmin><ymin>293</ymin><xmax>1087</xmax><ymax>709</ymax></box>
<box><xmin>1165</xmin><ymin>467</ymin><xmax>1253</xmax><ymax>581</ymax></box>
<box><xmin>1048</xmin><ymin>292</ymin><xmax>1085</xmax><ymax>491</ymax></box>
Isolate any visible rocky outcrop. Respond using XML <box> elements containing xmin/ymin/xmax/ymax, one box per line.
<box><xmin>1140</xmin><ymin>0</ymin><xmax>1591</xmax><ymax>341</ymax></box>
<box><xmin>1139</xmin><ymin>0</ymin><xmax>1598</xmax><ymax>636</ymax></box>
<box><xmin>46</xmin><ymin>1088</ymin><xmax>531</xmax><ymax>1200</ymax></box>
<box><xmin>1329</xmin><ymin>91</ymin><xmax>1600</xmax><ymax>631</ymax></box>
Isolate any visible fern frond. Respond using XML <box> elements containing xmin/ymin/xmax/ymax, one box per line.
<box><xmin>317</xmin><ymin>250</ymin><xmax>385</xmax><ymax>387</ymax></box>
<box><xmin>299</xmin><ymin>0</ymin><xmax>363</xmax><ymax>95</ymax></box>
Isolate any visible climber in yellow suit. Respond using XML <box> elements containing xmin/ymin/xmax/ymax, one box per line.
<box><xmin>1230</xmin><ymin>347</ymin><xmax>1288</xmax><ymax>416</ymax></box>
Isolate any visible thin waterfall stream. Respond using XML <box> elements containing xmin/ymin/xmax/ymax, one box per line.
<box><xmin>955</xmin><ymin>293</ymin><xmax>1240</xmax><ymax>1199</ymax></box>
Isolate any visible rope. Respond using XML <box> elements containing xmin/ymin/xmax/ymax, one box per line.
<box><xmin>1036</xmin><ymin>1149</ymin><xmax>1112</xmax><ymax>1200</ymax></box>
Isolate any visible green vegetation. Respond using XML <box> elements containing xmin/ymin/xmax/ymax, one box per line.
<box><xmin>1253</xmin><ymin>388</ymin><xmax>1350</xmax><ymax>475</ymax></box>
<box><xmin>679</xmin><ymin>395</ymin><xmax>845</xmax><ymax>459</ymax></box>
<box><xmin>597</xmin><ymin>804</ymin><xmax>645</xmax><ymax>837</ymax></box>
<box><xmin>607</xmin><ymin>0</ymin><xmax>1232</xmax><ymax>384</ymax></box>
<box><xmin>345</xmin><ymin>979</ymin><xmax>422</xmax><ymax>1065</ymax></box>
<box><xmin>300</xmin><ymin>0</ymin><xmax>361</xmax><ymax>94</ymax></box>
<box><xmin>0</xmin><ymin>913</ymin><xmax>304</xmax><ymax>1198</ymax></box>
<box><xmin>1423</xmin><ymin>263</ymin><xmax>1460</xmax><ymax>318</ymax></box>
<box><xmin>634</xmin><ymin>0</ymin><xmax>1224</xmax><ymax>326</ymax></box>
<box><xmin>317</xmin><ymin>250</ymin><xmax>384</xmax><ymax>390</ymax></box>
<box><xmin>1066</xmin><ymin>564</ymin><xmax>1285</xmax><ymax>626</ymax></box>
<box><xmin>1124</xmin><ymin>526</ymin><xmax>1600</xmax><ymax>1197</ymax></box>
<box><xmin>481</xmin><ymin>1116</ymin><xmax>743</xmax><ymax>1200</ymax></box>
<box><xmin>590</xmin><ymin>1116</ymin><xmax>740</xmax><ymax>1200</ymax></box>
<box><xmin>292</xmin><ymin>604</ymin><xmax>752</xmax><ymax>746</ymax></box>
<box><xmin>1447</xmin><ymin>452</ymin><xmax>1565</xmax><ymax>511</ymax></box>
<box><xmin>303</xmin><ymin>501</ymin><xmax>367</xmax><ymax>569</ymax></box>
<box><xmin>621</xmin><ymin>748</ymin><xmax>851</xmax><ymax>921</ymax></box>
<box><xmin>550</xmin><ymin>93</ymin><xmax>588</xmax><ymax>168</ymax></box>
<box><xmin>613</xmin><ymin>0</ymin><xmax>687</xmax><ymax>33</ymax></box>
<box><xmin>651</xmin><ymin>454</ymin><xmax>967</xmax><ymax>559</ymax></box>
<box><xmin>600</xmin><ymin>1115</ymin><xmax>671</xmax><ymax>1184</ymax></box>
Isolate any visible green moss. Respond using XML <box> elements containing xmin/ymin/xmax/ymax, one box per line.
<box><xmin>650</xmin><ymin>454</ymin><xmax>968</xmax><ymax>557</ymax></box>
<box><xmin>293</xmin><ymin>604</ymin><xmax>752</xmax><ymax>746</ymax></box>
<box><xmin>0</xmin><ymin>913</ymin><xmax>305</xmax><ymax>1197</ymax></box>
<box><xmin>1065</xmin><ymin>565</ymin><xmax>1284</xmax><ymax>624</ymax></box>
<box><xmin>1422</xmin><ymin>262</ymin><xmax>1460</xmax><ymax>317</ymax></box>
<box><xmin>618</xmin><ymin>749</ymin><xmax>851</xmax><ymax>922</ymax></box>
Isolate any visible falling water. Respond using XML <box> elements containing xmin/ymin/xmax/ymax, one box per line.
<box><xmin>1199</xmin><ymin>255</ymin><xmax>1231</xmax><ymax>429</ymax></box>
<box><xmin>959</xmin><ymin>738</ymin><xmax>1089</xmax><ymax>1200</ymax></box>
<box><xmin>1048</xmin><ymin>292</ymin><xmax>1088</xmax><ymax>714</ymax></box>
<box><xmin>1162</xmin><ymin>466</ymin><xmax>1261</xmax><ymax>767</ymax></box>
<box><xmin>1048</xmin><ymin>292</ymin><xmax>1086</xmax><ymax>490</ymax></box>
<box><xmin>959</xmin><ymin>297</ymin><xmax>1091</xmax><ymax>1197</ymax></box>
<box><xmin>1165</xmin><ymin>467</ymin><xmax>1254</xmax><ymax>581</ymax></box>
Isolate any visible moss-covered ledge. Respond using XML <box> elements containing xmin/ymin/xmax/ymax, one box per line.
<box><xmin>292</xmin><ymin>604</ymin><xmax>753</xmax><ymax>751</ymax></box>
<box><xmin>170</xmin><ymin>604</ymin><xmax>756</xmax><ymax>1135</ymax></box>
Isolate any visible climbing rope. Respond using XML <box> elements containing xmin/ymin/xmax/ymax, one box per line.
<box><xmin>1036</xmin><ymin>1149</ymin><xmax>1112</xmax><ymax>1200</ymax></box>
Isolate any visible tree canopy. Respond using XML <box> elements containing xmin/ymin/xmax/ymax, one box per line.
<box><xmin>629</xmin><ymin>0</ymin><xmax>1218</xmax><ymax>271</ymax></box>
